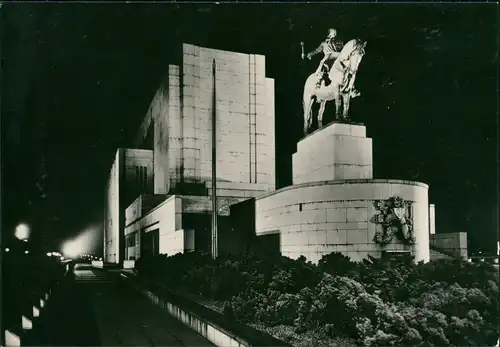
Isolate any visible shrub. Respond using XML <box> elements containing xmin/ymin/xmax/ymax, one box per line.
<box><xmin>352</xmin><ymin>255</ymin><xmax>416</xmax><ymax>302</ymax></box>
<box><xmin>230</xmin><ymin>289</ymin><xmax>267</xmax><ymax>322</ymax></box>
<box><xmin>295</xmin><ymin>274</ymin><xmax>423</xmax><ymax>346</ymax></box>
<box><xmin>318</xmin><ymin>252</ymin><xmax>357</xmax><ymax>277</ymax></box>
<box><xmin>407</xmin><ymin>258</ymin><xmax>499</xmax><ymax>292</ymax></box>
<box><xmin>269</xmin><ymin>269</ymin><xmax>295</xmax><ymax>293</ymax></box>
<box><xmin>223</xmin><ymin>301</ymin><xmax>236</xmax><ymax>320</ymax></box>
<box><xmin>361</xmin><ymin>329</ymin><xmax>402</xmax><ymax>347</ymax></box>
<box><xmin>413</xmin><ymin>283</ymin><xmax>491</xmax><ymax>318</ymax></box>
<box><xmin>137</xmin><ymin>251</ymin><xmax>499</xmax><ymax>346</ymax></box>
<box><xmin>273</xmin><ymin>292</ymin><xmax>301</xmax><ymax>325</ymax></box>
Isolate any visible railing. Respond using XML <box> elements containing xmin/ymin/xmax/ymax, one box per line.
<box><xmin>1</xmin><ymin>253</ymin><xmax>66</xmax><ymax>346</ymax></box>
<box><xmin>121</xmin><ymin>272</ymin><xmax>291</xmax><ymax>347</ymax></box>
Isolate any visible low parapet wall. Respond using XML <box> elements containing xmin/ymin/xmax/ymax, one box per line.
<box><xmin>91</xmin><ymin>261</ymin><xmax>124</xmax><ymax>269</ymax></box>
<box><xmin>120</xmin><ymin>273</ymin><xmax>289</xmax><ymax>347</ymax></box>
<box><xmin>2</xmin><ymin>263</ymin><xmax>67</xmax><ymax>347</ymax></box>
<box><xmin>123</xmin><ymin>260</ymin><xmax>135</xmax><ymax>269</ymax></box>
<box><xmin>91</xmin><ymin>261</ymin><xmax>104</xmax><ymax>268</ymax></box>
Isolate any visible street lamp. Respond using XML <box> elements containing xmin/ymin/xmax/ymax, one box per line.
<box><xmin>15</xmin><ymin>223</ymin><xmax>30</xmax><ymax>241</ymax></box>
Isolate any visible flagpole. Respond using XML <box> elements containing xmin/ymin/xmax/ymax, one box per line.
<box><xmin>211</xmin><ymin>59</ymin><xmax>218</xmax><ymax>259</ymax></box>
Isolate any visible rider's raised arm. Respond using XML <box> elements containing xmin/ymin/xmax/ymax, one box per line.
<box><xmin>307</xmin><ymin>43</ymin><xmax>323</xmax><ymax>59</ymax></box>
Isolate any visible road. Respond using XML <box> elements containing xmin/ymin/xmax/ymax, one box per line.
<box><xmin>33</xmin><ymin>263</ymin><xmax>214</xmax><ymax>346</ymax></box>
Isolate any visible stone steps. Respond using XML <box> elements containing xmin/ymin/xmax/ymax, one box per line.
<box><xmin>430</xmin><ymin>249</ymin><xmax>454</xmax><ymax>261</ymax></box>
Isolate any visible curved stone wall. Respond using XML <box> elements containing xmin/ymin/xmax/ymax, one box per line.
<box><xmin>255</xmin><ymin>179</ymin><xmax>430</xmax><ymax>263</ymax></box>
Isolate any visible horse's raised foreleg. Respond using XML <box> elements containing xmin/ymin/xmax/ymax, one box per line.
<box><xmin>308</xmin><ymin>97</ymin><xmax>315</xmax><ymax>130</ymax></box>
<box><xmin>342</xmin><ymin>92</ymin><xmax>351</xmax><ymax>121</ymax></box>
<box><xmin>318</xmin><ymin>100</ymin><xmax>326</xmax><ymax>129</ymax></box>
<box><xmin>334</xmin><ymin>87</ymin><xmax>342</xmax><ymax>121</ymax></box>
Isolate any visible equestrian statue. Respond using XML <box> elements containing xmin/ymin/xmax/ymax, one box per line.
<box><xmin>301</xmin><ymin>28</ymin><xmax>367</xmax><ymax>135</ymax></box>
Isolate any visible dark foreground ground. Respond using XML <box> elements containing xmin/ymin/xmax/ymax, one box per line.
<box><xmin>29</xmin><ymin>263</ymin><xmax>214</xmax><ymax>346</ymax></box>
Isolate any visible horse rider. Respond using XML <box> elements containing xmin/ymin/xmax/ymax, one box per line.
<box><xmin>303</xmin><ymin>28</ymin><xmax>343</xmax><ymax>88</ymax></box>
<box><xmin>304</xmin><ymin>29</ymin><xmax>361</xmax><ymax>97</ymax></box>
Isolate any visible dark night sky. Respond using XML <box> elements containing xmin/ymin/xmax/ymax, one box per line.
<box><xmin>1</xmin><ymin>4</ymin><xmax>498</xmax><ymax>253</ymax></box>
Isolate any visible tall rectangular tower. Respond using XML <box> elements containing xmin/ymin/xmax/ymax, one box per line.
<box><xmin>103</xmin><ymin>148</ymin><xmax>153</xmax><ymax>263</ymax></box>
<box><xmin>136</xmin><ymin>43</ymin><xmax>276</xmax><ymax>194</ymax></box>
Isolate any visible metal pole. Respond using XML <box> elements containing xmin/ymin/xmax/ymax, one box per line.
<box><xmin>211</xmin><ymin>59</ymin><xmax>218</xmax><ymax>259</ymax></box>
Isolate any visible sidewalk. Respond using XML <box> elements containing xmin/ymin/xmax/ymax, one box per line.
<box><xmin>89</xmin><ymin>269</ymin><xmax>214</xmax><ymax>346</ymax></box>
<box><xmin>89</xmin><ymin>276</ymin><xmax>213</xmax><ymax>346</ymax></box>
<box><xmin>27</xmin><ymin>264</ymin><xmax>214</xmax><ymax>346</ymax></box>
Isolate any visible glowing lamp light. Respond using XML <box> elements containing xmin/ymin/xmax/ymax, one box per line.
<box><xmin>61</xmin><ymin>227</ymin><xmax>99</xmax><ymax>259</ymax></box>
<box><xmin>5</xmin><ymin>248</ymin><xmax>10</xmax><ymax>252</ymax></box>
<box><xmin>62</xmin><ymin>239</ymin><xmax>81</xmax><ymax>258</ymax></box>
<box><xmin>46</xmin><ymin>252</ymin><xmax>52</xmax><ymax>257</ymax></box>
<box><xmin>24</xmin><ymin>250</ymin><xmax>29</xmax><ymax>254</ymax></box>
<box><xmin>15</xmin><ymin>223</ymin><xmax>30</xmax><ymax>241</ymax></box>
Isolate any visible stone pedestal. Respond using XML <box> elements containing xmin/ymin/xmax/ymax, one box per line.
<box><xmin>293</xmin><ymin>122</ymin><xmax>373</xmax><ymax>184</ymax></box>
<box><xmin>255</xmin><ymin>179</ymin><xmax>430</xmax><ymax>264</ymax></box>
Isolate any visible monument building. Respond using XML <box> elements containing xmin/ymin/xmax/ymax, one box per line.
<box><xmin>103</xmin><ymin>149</ymin><xmax>154</xmax><ymax>263</ymax></box>
<box><xmin>104</xmin><ymin>40</ymin><xmax>466</xmax><ymax>265</ymax></box>
<box><xmin>240</xmin><ymin>122</ymin><xmax>432</xmax><ymax>263</ymax></box>
<box><xmin>104</xmin><ymin>43</ymin><xmax>276</xmax><ymax>263</ymax></box>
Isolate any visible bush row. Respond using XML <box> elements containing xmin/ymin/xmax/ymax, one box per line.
<box><xmin>136</xmin><ymin>252</ymin><xmax>499</xmax><ymax>346</ymax></box>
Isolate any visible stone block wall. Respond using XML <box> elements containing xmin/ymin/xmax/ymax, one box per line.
<box><xmin>125</xmin><ymin>232</ymin><xmax>140</xmax><ymax>260</ymax></box>
<box><xmin>125</xmin><ymin>195</ymin><xmax>181</xmax><ymax>237</ymax></box>
<box><xmin>125</xmin><ymin>194</ymin><xmax>168</xmax><ymax>228</ymax></box>
<box><xmin>166</xmin><ymin>65</ymin><xmax>182</xmax><ymax>192</ymax></box>
<box><xmin>204</xmin><ymin>181</ymin><xmax>274</xmax><ymax>199</ymax></box>
<box><xmin>429</xmin><ymin>203</ymin><xmax>436</xmax><ymax>234</ymax></box>
<box><xmin>255</xmin><ymin>179</ymin><xmax>430</xmax><ymax>263</ymax></box>
<box><xmin>104</xmin><ymin>150</ymin><xmax>120</xmax><ymax>263</ymax></box>
<box><xmin>103</xmin><ymin>149</ymin><xmax>154</xmax><ymax>263</ymax></box>
<box><xmin>135</xmin><ymin>44</ymin><xmax>276</xmax><ymax>194</ymax></box>
<box><xmin>159</xmin><ymin>229</ymin><xmax>189</xmax><ymax>256</ymax></box>
<box><xmin>180</xmin><ymin>44</ymin><xmax>275</xmax><ymax>187</ymax></box>
<box><xmin>123</xmin><ymin>44</ymin><xmax>278</xmax><ymax>260</ymax></box>
<box><xmin>181</xmin><ymin>195</ymin><xmax>242</xmax><ymax>216</ymax></box>
<box><xmin>293</xmin><ymin>123</ymin><xmax>373</xmax><ymax>184</ymax></box>
<box><xmin>125</xmin><ymin>195</ymin><xmax>143</xmax><ymax>230</ymax></box>
<box><xmin>124</xmin><ymin>195</ymin><xmax>197</xmax><ymax>256</ymax></box>
<box><xmin>124</xmin><ymin>149</ymin><xmax>154</xmax><ymax>200</ymax></box>
<box><xmin>124</xmin><ymin>193</ymin><xmax>260</xmax><ymax>257</ymax></box>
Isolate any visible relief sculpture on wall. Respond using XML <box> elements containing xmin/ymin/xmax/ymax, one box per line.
<box><xmin>370</xmin><ymin>196</ymin><xmax>415</xmax><ymax>246</ymax></box>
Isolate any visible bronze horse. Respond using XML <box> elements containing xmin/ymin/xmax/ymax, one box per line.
<box><xmin>303</xmin><ymin>39</ymin><xmax>367</xmax><ymax>134</ymax></box>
